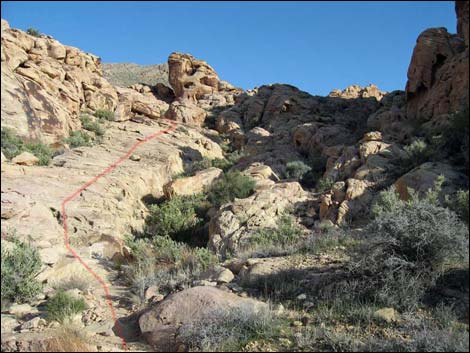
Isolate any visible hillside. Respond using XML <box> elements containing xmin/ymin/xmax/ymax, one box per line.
<box><xmin>102</xmin><ymin>62</ymin><xmax>169</xmax><ymax>88</ymax></box>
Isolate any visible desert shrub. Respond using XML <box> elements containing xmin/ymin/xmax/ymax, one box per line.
<box><xmin>284</xmin><ymin>160</ymin><xmax>312</xmax><ymax>180</ymax></box>
<box><xmin>45</xmin><ymin>290</ymin><xmax>87</xmax><ymax>323</ymax></box>
<box><xmin>40</xmin><ymin>327</ymin><xmax>94</xmax><ymax>352</ymax></box>
<box><xmin>240</xmin><ymin>215</ymin><xmax>303</xmax><ymax>258</ymax></box>
<box><xmin>179</xmin><ymin>305</ymin><xmax>281</xmax><ymax>352</ymax></box>
<box><xmin>301</xmin><ymin>227</ymin><xmax>358</xmax><ymax>256</ymax></box>
<box><xmin>26</xmin><ymin>28</ymin><xmax>40</xmax><ymax>37</ymax></box>
<box><xmin>348</xmin><ymin>186</ymin><xmax>469</xmax><ymax>310</ymax></box>
<box><xmin>93</xmin><ymin>109</ymin><xmax>115</xmax><ymax>121</ymax></box>
<box><xmin>447</xmin><ymin>189</ymin><xmax>469</xmax><ymax>225</ymax></box>
<box><xmin>123</xmin><ymin>236</ymin><xmax>216</xmax><ymax>301</ymax></box>
<box><xmin>64</xmin><ymin>131</ymin><xmax>93</xmax><ymax>148</ymax></box>
<box><xmin>1</xmin><ymin>238</ymin><xmax>43</xmax><ymax>303</ymax></box>
<box><xmin>52</xmin><ymin>275</ymin><xmax>91</xmax><ymax>292</ymax></box>
<box><xmin>80</xmin><ymin>114</ymin><xmax>104</xmax><ymax>136</ymax></box>
<box><xmin>440</xmin><ymin>106</ymin><xmax>469</xmax><ymax>171</ymax></box>
<box><xmin>1</xmin><ymin>128</ymin><xmax>24</xmax><ymax>159</ymax></box>
<box><xmin>1</xmin><ymin>128</ymin><xmax>53</xmax><ymax>165</ymax></box>
<box><xmin>187</xmin><ymin>158</ymin><xmax>212</xmax><ymax>175</ymax></box>
<box><xmin>145</xmin><ymin>194</ymin><xmax>208</xmax><ymax>243</ymax></box>
<box><xmin>207</xmin><ymin>171</ymin><xmax>255</xmax><ymax>207</ymax></box>
<box><xmin>403</xmin><ymin>138</ymin><xmax>432</xmax><ymax>166</ymax></box>
<box><xmin>316</xmin><ymin>176</ymin><xmax>334</xmax><ymax>193</ymax></box>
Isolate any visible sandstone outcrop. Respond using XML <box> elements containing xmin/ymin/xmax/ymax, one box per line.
<box><xmin>406</xmin><ymin>1</ymin><xmax>469</xmax><ymax>122</ymax></box>
<box><xmin>163</xmin><ymin>167</ymin><xmax>223</xmax><ymax>198</ymax></box>
<box><xmin>208</xmin><ymin>182</ymin><xmax>307</xmax><ymax>257</ymax></box>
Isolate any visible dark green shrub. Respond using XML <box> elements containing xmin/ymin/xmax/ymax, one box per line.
<box><xmin>45</xmin><ymin>290</ymin><xmax>87</xmax><ymax>323</ymax></box>
<box><xmin>80</xmin><ymin>114</ymin><xmax>105</xmax><ymax>136</ymax></box>
<box><xmin>447</xmin><ymin>189</ymin><xmax>469</xmax><ymax>225</ymax></box>
<box><xmin>26</xmin><ymin>28</ymin><xmax>40</xmax><ymax>37</ymax></box>
<box><xmin>1</xmin><ymin>128</ymin><xmax>24</xmax><ymax>159</ymax></box>
<box><xmin>284</xmin><ymin>160</ymin><xmax>312</xmax><ymax>180</ymax></box>
<box><xmin>1</xmin><ymin>238</ymin><xmax>42</xmax><ymax>303</ymax></box>
<box><xmin>316</xmin><ymin>177</ymin><xmax>334</xmax><ymax>193</ymax></box>
<box><xmin>207</xmin><ymin>171</ymin><xmax>255</xmax><ymax>207</ymax></box>
<box><xmin>145</xmin><ymin>194</ymin><xmax>207</xmax><ymax>242</ymax></box>
<box><xmin>1</xmin><ymin>128</ymin><xmax>53</xmax><ymax>165</ymax></box>
<box><xmin>94</xmin><ymin>109</ymin><xmax>115</xmax><ymax>121</ymax></box>
<box><xmin>64</xmin><ymin>131</ymin><xmax>93</xmax><ymax>148</ymax></box>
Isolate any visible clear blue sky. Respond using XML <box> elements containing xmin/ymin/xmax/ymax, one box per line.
<box><xmin>1</xmin><ymin>1</ymin><xmax>457</xmax><ymax>95</ymax></box>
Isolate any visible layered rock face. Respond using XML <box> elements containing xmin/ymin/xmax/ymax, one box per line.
<box><xmin>405</xmin><ymin>1</ymin><xmax>469</xmax><ymax>123</ymax></box>
<box><xmin>165</xmin><ymin>52</ymin><xmax>242</xmax><ymax>125</ymax></box>
<box><xmin>1</xmin><ymin>19</ymin><xmax>118</xmax><ymax>146</ymax></box>
<box><xmin>1</xmin><ymin>19</ymin><xmax>171</xmax><ymax>146</ymax></box>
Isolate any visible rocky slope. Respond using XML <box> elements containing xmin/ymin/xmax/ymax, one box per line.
<box><xmin>1</xmin><ymin>2</ymin><xmax>469</xmax><ymax>352</ymax></box>
<box><xmin>102</xmin><ymin>62</ymin><xmax>169</xmax><ymax>88</ymax></box>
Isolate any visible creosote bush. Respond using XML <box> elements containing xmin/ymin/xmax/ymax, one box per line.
<box><xmin>1</xmin><ymin>237</ymin><xmax>43</xmax><ymax>303</ymax></box>
<box><xmin>93</xmin><ymin>109</ymin><xmax>115</xmax><ymax>121</ymax></box>
<box><xmin>316</xmin><ymin>176</ymin><xmax>335</xmax><ymax>193</ymax></box>
<box><xmin>45</xmin><ymin>290</ymin><xmax>87</xmax><ymax>323</ymax></box>
<box><xmin>26</xmin><ymin>28</ymin><xmax>41</xmax><ymax>37</ymax></box>
<box><xmin>207</xmin><ymin>171</ymin><xmax>256</xmax><ymax>207</ymax></box>
<box><xmin>80</xmin><ymin>114</ymin><xmax>105</xmax><ymax>136</ymax></box>
<box><xmin>284</xmin><ymin>160</ymin><xmax>312</xmax><ymax>180</ymax></box>
<box><xmin>64</xmin><ymin>130</ymin><xmax>93</xmax><ymax>148</ymax></box>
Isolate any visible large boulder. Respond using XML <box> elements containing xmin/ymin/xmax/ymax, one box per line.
<box><xmin>163</xmin><ymin>167</ymin><xmax>223</xmax><ymax>198</ymax></box>
<box><xmin>394</xmin><ymin>162</ymin><xmax>468</xmax><ymax>201</ymax></box>
<box><xmin>138</xmin><ymin>286</ymin><xmax>267</xmax><ymax>351</ymax></box>
<box><xmin>208</xmin><ymin>182</ymin><xmax>307</xmax><ymax>257</ymax></box>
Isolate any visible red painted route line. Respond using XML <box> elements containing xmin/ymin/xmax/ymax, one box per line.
<box><xmin>61</xmin><ymin>120</ymin><xmax>178</xmax><ymax>351</ymax></box>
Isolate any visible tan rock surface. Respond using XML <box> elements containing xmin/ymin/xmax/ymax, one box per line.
<box><xmin>163</xmin><ymin>167</ymin><xmax>223</xmax><ymax>198</ymax></box>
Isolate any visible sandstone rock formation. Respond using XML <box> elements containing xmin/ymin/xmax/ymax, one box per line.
<box><xmin>163</xmin><ymin>167</ymin><xmax>223</xmax><ymax>198</ymax></box>
<box><xmin>406</xmin><ymin>1</ymin><xmax>469</xmax><ymax>122</ymax></box>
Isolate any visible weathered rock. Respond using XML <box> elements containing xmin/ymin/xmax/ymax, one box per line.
<box><xmin>208</xmin><ymin>182</ymin><xmax>307</xmax><ymax>257</ymax></box>
<box><xmin>164</xmin><ymin>100</ymin><xmax>207</xmax><ymax>125</ymax></box>
<box><xmin>8</xmin><ymin>304</ymin><xmax>37</xmax><ymax>318</ymax></box>
<box><xmin>328</xmin><ymin>84</ymin><xmax>385</xmax><ymax>101</ymax></box>
<box><xmin>139</xmin><ymin>286</ymin><xmax>266</xmax><ymax>350</ymax></box>
<box><xmin>11</xmin><ymin>152</ymin><xmax>39</xmax><ymax>166</ymax></box>
<box><xmin>394</xmin><ymin>162</ymin><xmax>468</xmax><ymax>201</ymax></box>
<box><xmin>163</xmin><ymin>167</ymin><xmax>223</xmax><ymax>198</ymax></box>
<box><xmin>200</xmin><ymin>265</ymin><xmax>235</xmax><ymax>284</ymax></box>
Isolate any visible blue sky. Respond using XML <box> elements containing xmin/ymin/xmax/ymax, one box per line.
<box><xmin>1</xmin><ymin>1</ymin><xmax>457</xmax><ymax>95</ymax></box>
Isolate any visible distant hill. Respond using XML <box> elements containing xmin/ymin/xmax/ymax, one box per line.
<box><xmin>102</xmin><ymin>62</ymin><xmax>169</xmax><ymax>88</ymax></box>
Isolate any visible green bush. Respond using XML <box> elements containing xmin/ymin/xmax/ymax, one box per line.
<box><xmin>94</xmin><ymin>109</ymin><xmax>115</xmax><ymax>121</ymax></box>
<box><xmin>145</xmin><ymin>194</ymin><xmax>208</xmax><ymax>242</ymax></box>
<box><xmin>1</xmin><ymin>128</ymin><xmax>54</xmax><ymax>165</ymax></box>
<box><xmin>123</xmin><ymin>235</ymin><xmax>217</xmax><ymax>301</ymax></box>
<box><xmin>284</xmin><ymin>160</ymin><xmax>312</xmax><ymax>180</ymax></box>
<box><xmin>179</xmin><ymin>305</ymin><xmax>281</xmax><ymax>352</ymax></box>
<box><xmin>26</xmin><ymin>28</ymin><xmax>41</xmax><ymax>37</ymax></box>
<box><xmin>440</xmin><ymin>106</ymin><xmax>469</xmax><ymax>171</ymax></box>
<box><xmin>1</xmin><ymin>238</ymin><xmax>43</xmax><ymax>303</ymax></box>
<box><xmin>447</xmin><ymin>189</ymin><xmax>469</xmax><ymax>225</ymax></box>
<box><xmin>316</xmin><ymin>177</ymin><xmax>334</xmax><ymax>193</ymax></box>
<box><xmin>64</xmin><ymin>131</ymin><xmax>93</xmax><ymax>148</ymax></box>
<box><xmin>207</xmin><ymin>171</ymin><xmax>256</xmax><ymax>207</ymax></box>
<box><xmin>45</xmin><ymin>290</ymin><xmax>87</xmax><ymax>323</ymax></box>
<box><xmin>80</xmin><ymin>115</ymin><xmax>105</xmax><ymax>136</ymax></box>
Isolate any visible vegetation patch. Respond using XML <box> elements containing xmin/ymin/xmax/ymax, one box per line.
<box><xmin>1</xmin><ymin>237</ymin><xmax>43</xmax><ymax>304</ymax></box>
<box><xmin>45</xmin><ymin>290</ymin><xmax>87</xmax><ymax>323</ymax></box>
<box><xmin>64</xmin><ymin>130</ymin><xmax>93</xmax><ymax>148</ymax></box>
<box><xmin>80</xmin><ymin>114</ymin><xmax>105</xmax><ymax>136</ymax></box>
<box><xmin>284</xmin><ymin>160</ymin><xmax>312</xmax><ymax>180</ymax></box>
<box><xmin>207</xmin><ymin>171</ymin><xmax>256</xmax><ymax>207</ymax></box>
<box><xmin>93</xmin><ymin>109</ymin><xmax>115</xmax><ymax>121</ymax></box>
<box><xmin>1</xmin><ymin>128</ymin><xmax>54</xmax><ymax>165</ymax></box>
<box><xmin>316</xmin><ymin>176</ymin><xmax>335</xmax><ymax>193</ymax></box>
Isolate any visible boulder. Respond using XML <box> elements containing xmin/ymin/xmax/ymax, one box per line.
<box><xmin>139</xmin><ymin>286</ymin><xmax>266</xmax><ymax>351</ymax></box>
<box><xmin>11</xmin><ymin>151</ymin><xmax>39</xmax><ymax>166</ymax></box>
<box><xmin>163</xmin><ymin>167</ymin><xmax>223</xmax><ymax>198</ymax></box>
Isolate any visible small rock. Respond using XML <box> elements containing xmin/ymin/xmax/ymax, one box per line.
<box><xmin>12</xmin><ymin>152</ymin><xmax>39</xmax><ymax>166</ymax></box>
<box><xmin>1</xmin><ymin>315</ymin><xmax>19</xmax><ymax>332</ymax></box>
<box><xmin>8</xmin><ymin>303</ymin><xmax>37</xmax><ymax>318</ymax></box>
<box><xmin>273</xmin><ymin>303</ymin><xmax>285</xmax><ymax>315</ymax></box>
<box><xmin>192</xmin><ymin>280</ymin><xmax>217</xmax><ymax>287</ymax></box>
<box><xmin>151</xmin><ymin>294</ymin><xmax>165</xmax><ymax>303</ymax></box>
<box><xmin>373</xmin><ymin>307</ymin><xmax>399</xmax><ymax>323</ymax></box>
<box><xmin>19</xmin><ymin>317</ymin><xmax>45</xmax><ymax>330</ymax></box>
<box><xmin>1</xmin><ymin>151</ymin><xmax>7</xmax><ymax>162</ymax></box>
<box><xmin>216</xmin><ymin>269</ymin><xmax>235</xmax><ymax>284</ymax></box>
<box><xmin>291</xmin><ymin>320</ymin><xmax>303</xmax><ymax>327</ymax></box>
<box><xmin>130</xmin><ymin>154</ymin><xmax>141</xmax><ymax>161</ymax></box>
<box><xmin>144</xmin><ymin>286</ymin><xmax>159</xmax><ymax>301</ymax></box>
<box><xmin>296</xmin><ymin>293</ymin><xmax>307</xmax><ymax>301</ymax></box>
